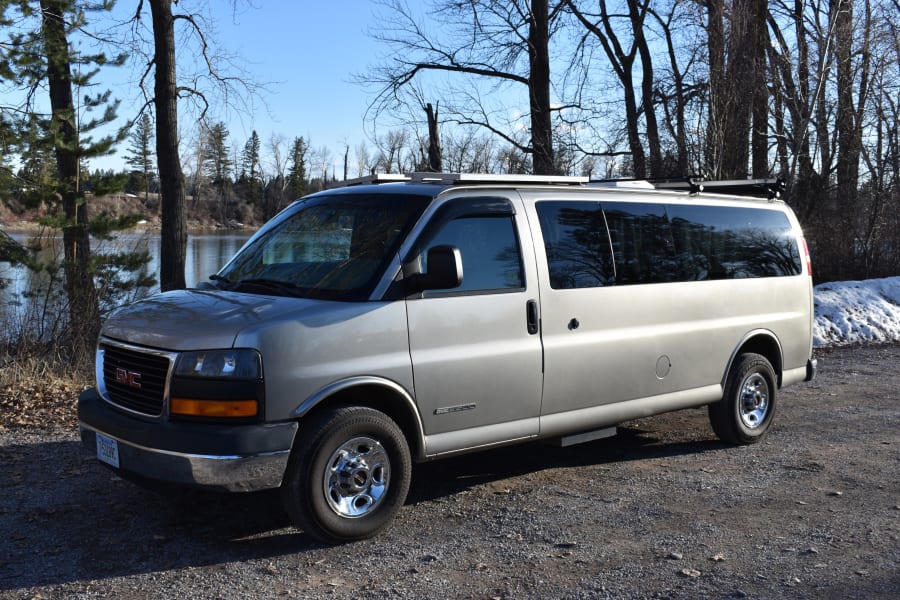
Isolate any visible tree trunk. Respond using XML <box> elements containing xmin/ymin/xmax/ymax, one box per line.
<box><xmin>767</xmin><ymin>5</ymin><xmax>833</xmax><ymax>224</ymax></box>
<box><xmin>529</xmin><ymin>0</ymin><xmax>556</xmax><ymax>175</ymax></box>
<box><xmin>40</xmin><ymin>0</ymin><xmax>100</xmax><ymax>344</ymax></box>
<box><xmin>566</xmin><ymin>0</ymin><xmax>646</xmax><ymax>177</ymax></box>
<box><xmin>750</xmin><ymin>0</ymin><xmax>769</xmax><ymax>178</ymax></box>
<box><xmin>722</xmin><ymin>0</ymin><xmax>753</xmax><ymax>178</ymax></box>
<box><xmin>632</xmin><ymin>1</ymin><xmax>661</xmax><ymax>178</ymax></box>
<box><xmin>705</xmin><ymin>0</ymin><xmax>726</xmax><ymax>177</ymax></box>
<box><xmin>425</xmin><ymin>102</ymin><xmax>442</xmax><ymax>172</ymax></box>
<box><xmin>833</xmin><ymin>0</ymin><xmax>862</xmax><ymax>206</ymax></box>
<box><xmin>150</xmin><ymin>0</ymin><xmax>187</xmax><ymax>291</ymax></box>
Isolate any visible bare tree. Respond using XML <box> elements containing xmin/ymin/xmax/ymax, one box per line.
<box><xmin>648</xmin><ymin>1</ymin><xmax>705</xmax><ymax>176</ymax></box>
<box><xmin>128</xmin><ymin>0</ymin><xmax>259</xmax><ymax>290</ymax></box>
<box><xmin>768</xmin><ymin>0</ymin><xmax>826</xmax><ymax>213</ymax></box>
<box><xmin>310</xmin><ymin>145</ymin><xmax>333</xmax><ymax>191</ymax></box>
<box><xmin>702</xmin><ymin>0</ymin><xmax>771</xmax><ymax>179</ymax></box>
<box><xmin>263</xmin><ymin>132</ymin><xmax>289</xmax><ymax>216</ymax></box>
<box><xmin>833</xmin><ymin>0</ymin><xmax>871</xmax><ymax>212</ymax></box>
<box><xmin>366</xmin><ymin>0</ymin><xmax>567</xmax><ymax>174</ymax></box>
<box><xmin>354</xmin><ymin>141</ymin><xmax>372</xmax><ymax>177</ymax></box>
<box><xmin>424</xmin><ymin>102</ymin><xmax>442</xmax><ymax>172</ymax></box>
<box><xmin>373</xmin><ymin>130</ymin><xmax>413</xmax><ymax>173</ymax></box>
<box><xmin>566</xmin><ymin>0</ymin><xmax>663</xmax><ymax>179</ymax></box>
<box><xmin>144</xmin><ymin>0</ymin><xmax>187</xmax><ymax>290</ymax></box>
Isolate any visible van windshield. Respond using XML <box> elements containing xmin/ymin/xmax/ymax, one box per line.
<box><xmin>215</xmin><ymin>194</ymin><xmax>429</xmax><ymax>300</ymax></box>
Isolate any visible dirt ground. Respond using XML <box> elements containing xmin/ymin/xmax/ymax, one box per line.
<box><xmin>1</xmin><ymin>344</ymin><xmax>898</xmax><ymax>599</ymax></box>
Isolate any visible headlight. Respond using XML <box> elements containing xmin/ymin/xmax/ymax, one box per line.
<box><xmin>174</xmin><ymin>349</ymin><xmax>261</xmax><ymax>379</ymax></box>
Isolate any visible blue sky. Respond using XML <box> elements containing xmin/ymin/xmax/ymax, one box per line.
<box><xmin>94</xmin><ymin>1</ymin><xmax>389</xmax><ymax>173</ymax></box>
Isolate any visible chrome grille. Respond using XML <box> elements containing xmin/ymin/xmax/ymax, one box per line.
<box><xmin>101</xmin><ymin>343</ymin><xmax>171</xmax><ymax>416</ymax></box>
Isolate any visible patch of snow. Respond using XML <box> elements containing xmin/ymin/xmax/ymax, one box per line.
<box><xmin>814</xmin><ymin>276</ymin><xmax>900</xmax><ymax>347</ymax></box>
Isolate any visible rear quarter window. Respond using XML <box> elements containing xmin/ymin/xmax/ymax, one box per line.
<box><xmin>535</xmin><ymin>199</ymin><xmax>802</xmax><ymax>288</ymax></box>
<box><xmin>666</xmin><ymin>205</ymin><xmax>802</xmax><ymax>279</ymax></box>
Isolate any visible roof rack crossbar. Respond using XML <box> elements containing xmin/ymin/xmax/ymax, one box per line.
<box><xmin>655</xmin><ymin>177</ymin><xmax>785</xmax><ymax>200</ymax></box>
<box><xmin>409</xmin><ymin>172</ymin><xmax>588</xmax><ymax>185</ymax></box>
<box><xmin>326</xmin><ymin>173</ymin><xmax>410</xmax><ymax>189</ymax></box>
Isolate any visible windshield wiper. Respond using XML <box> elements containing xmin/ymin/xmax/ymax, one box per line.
<box><xmin>232</xmin><ymin>278</ymin><xmax>304</xmax><ymax>297</ymax></box>
<box><xmin>207</xmin><ymin>274</ymin><xmax>233</xmax><ymax>289</ymax></box>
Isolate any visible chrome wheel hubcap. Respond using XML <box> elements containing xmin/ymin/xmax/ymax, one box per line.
<box><xmin>739</xmin><ymin>373</ymin><xmax>769</xmax><ymax>429</ymax></box>
<box><xmin>323</xmin><ymin>437</ymin><xmax>390</xmax><ymax>518</ymax></box>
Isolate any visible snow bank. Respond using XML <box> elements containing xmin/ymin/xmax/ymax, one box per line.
<box><xmin>814</xmin><ymin>276</ymin><xmax>900</xmax><ymax>347</ymax></box>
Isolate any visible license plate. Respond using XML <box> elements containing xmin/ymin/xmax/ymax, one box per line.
<box><xmin>96</xmin><ymin>432</ymin><xmax>120</xmax><ymax>468</ymax></box>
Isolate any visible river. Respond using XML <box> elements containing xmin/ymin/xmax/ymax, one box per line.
<box><xmin>0</xmin><ymin>229</ymin><xmax>254</xmax><ymax>335</ymax></box>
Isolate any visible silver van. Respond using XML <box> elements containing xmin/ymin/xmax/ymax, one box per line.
<box><xmin>78</xmin><ymin>173</ymin><xmax>817</xmax><ymax>542</ymax></box>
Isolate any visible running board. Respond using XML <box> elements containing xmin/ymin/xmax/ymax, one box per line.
<box><xmin>547</xmin><ymin>426</ymin><xmax>618</xmax><ymax>448</ymax></box>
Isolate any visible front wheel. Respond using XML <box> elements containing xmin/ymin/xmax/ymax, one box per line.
<box><xmin>709</xmin><ymin>353</ymin><xmax>777</xmax><ymax>445</ymax></box>
<box><xmin>281</xmin><ymin>406</ymin><xmax>411</xmax><ymax>543</ymax></box>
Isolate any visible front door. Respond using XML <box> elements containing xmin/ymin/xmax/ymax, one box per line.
<box><xmin>405</xmin><ymin>195</ymin><xmax>543</xmax><ymax>456</ymax></box>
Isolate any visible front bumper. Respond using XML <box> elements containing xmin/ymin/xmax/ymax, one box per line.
<box><xmin>78</xmin><ymin>388</ymin><xmax>297</xmax><ymax>492</ymax></box>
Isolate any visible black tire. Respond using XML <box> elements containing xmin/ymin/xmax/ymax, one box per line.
<box><xmin>280</xmin><ymin>406</ymin><xmax>411</xmax><ymax>543</ymax></box>
<box><xmin>709</xmin><ymin>352</ymin><xmax>777</xmax><ymax>445</ymax></box>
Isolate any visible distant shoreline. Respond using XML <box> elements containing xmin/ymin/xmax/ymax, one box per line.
<box><xmin>1</xmin><ymin>222</ymin><xmax>258</xmax><ymax>235</ymax></box>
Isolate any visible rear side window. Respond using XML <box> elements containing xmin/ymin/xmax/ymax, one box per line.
<box><xmin>602</xmin><ymin>202</ymin><xmax>677</xmax><ymax>285</ymax></box>
<box><xmin>667</xmin><ymin>205</ymin><xmax>802</xmax><ymax>278</ymax></box>
<box><xmin>536</xmin><ymin>202</ymin><xmax>614</xmax><ymax>288</ymax></box>
<box><xmin>536</xmin><ymin>200</ymin><xmax>801</xmax><ymax>288</ymax></box>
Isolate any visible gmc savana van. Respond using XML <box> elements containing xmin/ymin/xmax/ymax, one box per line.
<box><xmin>78</xmin><ymin>173</ymin><xmax>817</xmax><ymax>542</ymax></box>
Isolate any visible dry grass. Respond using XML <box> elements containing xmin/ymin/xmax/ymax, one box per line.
<box><xmin>0</xmin><ymin>345</ymin><xmax>92</xmax><ymax>430</ymax></box>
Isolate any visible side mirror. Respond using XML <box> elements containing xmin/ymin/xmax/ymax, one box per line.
<box><xmin>407</xmin><ymin>245</ymin><xmax>463</xmax><ymax>293</ymax></box>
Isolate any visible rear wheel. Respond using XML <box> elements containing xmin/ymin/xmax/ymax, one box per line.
<box><xmin>281</xmin><ymin>406</ymin><xmax>411</xmax><ymax>543</ymax></box>
<box><xmin>709</xmin><ymin>353</ymin><xmax>777</xmax><ymax>444</ymax></box>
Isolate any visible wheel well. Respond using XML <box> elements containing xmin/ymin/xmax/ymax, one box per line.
<box><xmin>735</xmin><ymin>334</ymin><xmax>783</xmax><ymax>386</ymax></box>
<box><xmin>301</xmin><ymin>384</ymin><xmax>424</xmax><ymax>460</ymax></box>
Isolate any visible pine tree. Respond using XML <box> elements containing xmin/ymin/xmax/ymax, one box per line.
<box><xmin>201</xmin><ymin>121</ymin><xmax>231</xmax><ymax>224</ymax></box>
<box><xmin>203</xmin><ymin>122</ymin><xmax>231</xmax><ymax>186</ymax></box>
<box><xmin>125</xmin><ymin>112</ymin><xmax>155</xmax><ymax>204</ymax></box>
<box><xmin>1</xmin><ymin>0</ymin><xmax>129</xmax><ymax>347</ymax></box>
<box><xmin>0</xmin><ymin>1</ymin><xmax>156</xmax><ymax>351</ymax></box>
<box><xmin>287</xmin><ymin>136</ymin><xmax>307</xmax><ymax>200</ymax></box>
<box><xmin>240</xmin><ymin>130</ymin><xmax>261</xmax><ymax>204</ymax></box>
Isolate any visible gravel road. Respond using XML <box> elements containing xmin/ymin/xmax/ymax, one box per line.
<box><xmin>1</xmin><ymin>344</ymin><xmax>898</xmax><ymax>599</ymax></box>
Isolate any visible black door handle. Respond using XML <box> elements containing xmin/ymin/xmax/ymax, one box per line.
<box><xmin>526</xmin><ymin>300</ymin><xmax>539</xmax><ymax>335</ymax></box>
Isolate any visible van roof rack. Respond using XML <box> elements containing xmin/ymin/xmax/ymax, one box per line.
<box><xmin>589</xmin><ymin>176</ymin><xmax>785</xmax><ymax>200</ymax></box>
<box><xmin>328</xmin><ymin>172</ymin><xmax>785</xmax><ymax>199</ymax></box>
<box><xmin>653</xmin><ymin>177</ymin><xmax>785</xmax><ymax>200</ymax></box>
<box><xmin>329</xmin><ymin>172</ymin><xmax>589</xmax><ymax>188</ymax></box>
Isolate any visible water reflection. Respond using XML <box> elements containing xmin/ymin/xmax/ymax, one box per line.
<box><xmin>0</xmin><ymin>230</ymin><xmax>253</xmax><ymax>333</ymax></box>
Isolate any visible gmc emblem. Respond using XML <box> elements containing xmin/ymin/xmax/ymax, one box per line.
<box><xmin>115</xmin><ymin>368</ymin><xmax>142</xmax><ymax>389</ymax></box>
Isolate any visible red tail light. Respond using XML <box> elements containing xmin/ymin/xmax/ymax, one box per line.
<box><xmin>801</xmin><ymin>238</ymin><xmax>812</xmax><ymax>276</ymax></box>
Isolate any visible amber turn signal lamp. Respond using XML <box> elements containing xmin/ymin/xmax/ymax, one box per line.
<box><xmin>170</xmin><ymin>398</ymin><xmax>258</xmax><ymax>418</ymax></box>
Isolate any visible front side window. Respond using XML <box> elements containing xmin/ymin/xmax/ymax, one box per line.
<box><xmin>421</xmin><ymin>215</ymin><xmax>525</xmax><ymax>294</ymax></box>
<box><xmin>216</xmin><ymin>194</ymin><xmax>429</xmax><ymax>300</ymax></box>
